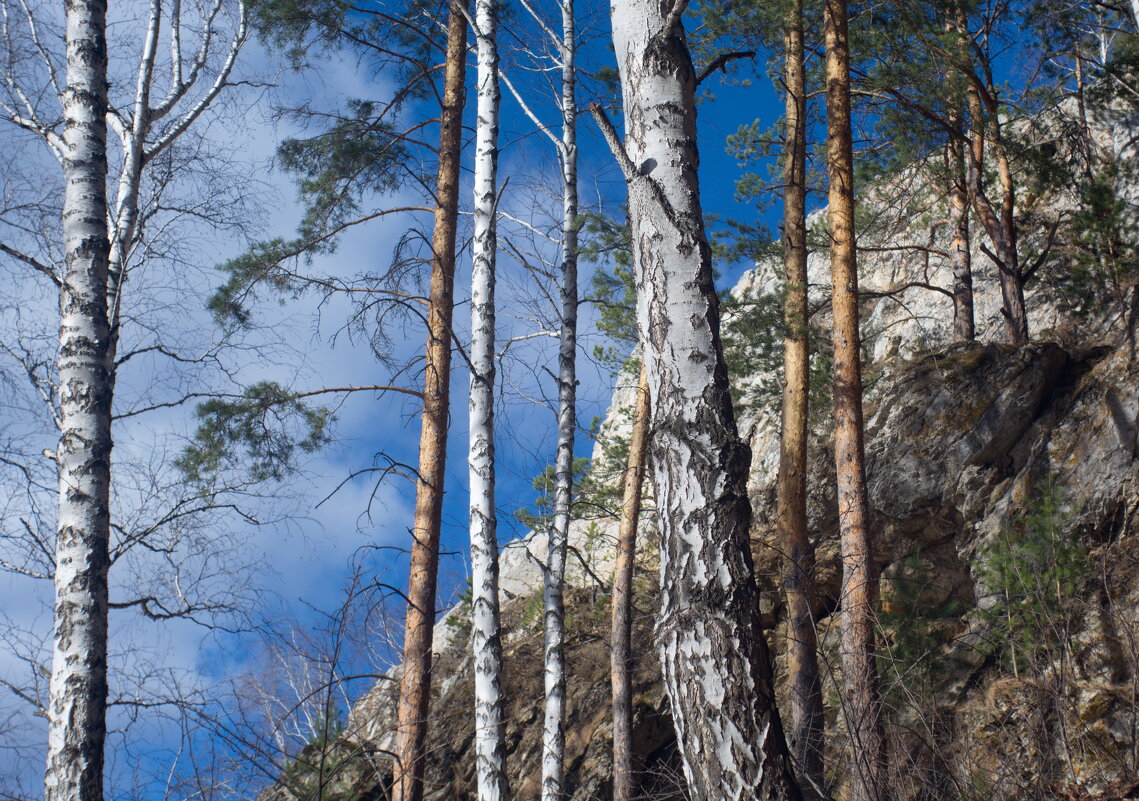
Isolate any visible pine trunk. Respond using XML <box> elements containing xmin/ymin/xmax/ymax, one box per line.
<box><xmin>823</xmin><ymin>2</ymin><xmax>888</xmax><ymax>800</ymax></box>
<box><xmin>611</xmin><ymin>364</ymin><xmax>649</xmax><ymax>801</ymax></box>
<box><xmin>45</xmin><ymin>3</ymin><xmax>113</xmax><ymax>801</ymax></box>
<box><xmin>778</xmin><ymin>2</ymin><xmax>824</xmax><ymax>796</ymax></box>
<box><xmin>541</xmin><ymin>1</ymin><xmax>579</xmax><ymax>796</ymax></box>
<box><xmin>957</xmin><ymin>15</ymin><xmax>1027</xmax><ymax>344</ymax></box>
<box><xmin>607</xmin><ymin>3</ymin><xmax>803</xmax><ymax>798</ymax></box>
<box><xmin>392</xmin><ymin>5</ymin><xmax>468</xmax><ymax>801</ymax></box>
<box><xmin>469</xmin><ymin>1</ymin><xmax>508</xmax><ymax>798</ymax></box>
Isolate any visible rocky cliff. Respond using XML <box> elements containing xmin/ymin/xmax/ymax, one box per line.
<box><xmin>261</xmin><ymin>109</ymin><xmax>1139</xmax><ymax>801</ymax></box>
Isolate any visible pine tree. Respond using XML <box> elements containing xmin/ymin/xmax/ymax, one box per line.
<box><xmin>610</xmin><ymin>363</ymin><xmax>649</xmax><ymax>801</ymax></box>
<box><xmin>778</xmin><ymin>2</ymin><xmax>826</xmax><ymax>795</ymax></box>
<box><xmin>392</xmin><ymin>5</ymin><xmax>469</xmax><ymax>801</ymax></box>
<box><xmin>824</xmin><ymin>1</ymin><xmax>887</xmax><ymax>799</ymax></box>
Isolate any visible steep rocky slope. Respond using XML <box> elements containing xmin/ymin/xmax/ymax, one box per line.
<box><xmin>261</xmin><ymin>109</ymin><xmax>1139</xmax><ymax>801</ymax></box>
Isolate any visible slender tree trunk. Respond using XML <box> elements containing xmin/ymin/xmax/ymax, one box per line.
<box><xmin>991</xmin><ymin>118</ymin><xmax>1027</xmax><ymax>339</ymax></box>
<box><xmin>541</xmin><ymin>1</ymin><xmax>578</xmax><ymax>797</ymax></box>
<box><xmin>392</xmin><ymin>5</ymin><xmax>468</xmax><ymax>801</ymax></box>
<box><xmin>611</xmin><ymin>363</ymin><xmax>649</xmax><ymax>801</ymax></box>
<box><xmin>104</xmin><ymin>0</ymin><xmax>158</xmax><ymax>361</ymax></box>
<box><xmin>964</xmin><ymin>80</ymin><xmax>1027</xmax><ymax>343</ymax></box>
<box><xmin>45</xmin><ymin>3</ymin><xmax>113</xmax><ymax>801</ymax></box>
<box><xmin>778</xmin><ymin>3</ymin><xmax>824</xmax><ymax>796</ymax></box>
<box><xmin>823</xmin><ymin>2</ymin><xmax>887</xmax><ymax>800</ymax></box>
<box><xmin>954</xmin><ymin>7</ymin><xmax>1027</xmax><ymax>344</ymax></box>
<box><xmin>947</xmin><ymin>128</ymin><xmax>975</xmax><ymax>342</ymax></box>
<box><xmin>469</xmin><ymin>1</ymin><xmax>508</xmax><ymax>799</ymax></box>
<box><xmin>602</xmin><ymin>3</ymin><xmax>802</xmax><ymax>798</ymax></box>
<box><xmin>941</xmin><ymin>16</ymin><xmax>975</xmax><ymax>344</ymax></box>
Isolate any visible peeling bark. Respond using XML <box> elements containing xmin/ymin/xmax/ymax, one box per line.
<box><xmin>392</xmin><ymin>5</ymin><xmax>468</xmax><ymax>801</ymax></box>
<box><xmin>611</xmin><ymin>363</ymin><xmax>649</xmax><ymax>801</ymax></box>
<box><xmin>605</xmin><ymin>2</ymin><xmax>802</xmax><ymax>798</ymax></box>
<box><xmin>468</xmin><ymin>1</ymin><xmax>508</xmax><ymax>798</ymax></box>
<box><xmin>45</xmin><ymin>3</ymin><xmax>113</xmax><ymax>801</ymax></box>
<box><xmin>823</xmin><ymin>2</ymin><xmax>887</xmax><ymax>800</ymax></box>
<box><xmin>778</xmin><ymin>3</ymin><xmax>824</xmax><ymax>796</ymax></box>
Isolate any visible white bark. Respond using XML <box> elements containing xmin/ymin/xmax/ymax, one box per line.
<box><xmin>106</xmin><ymin>0</ymin><xmax>248</xmax><ymax>346</ymax></box>
<box><xmin>603</xmin><ymin>2</ymin><xmax>802</xmax><ymax>799</ymax></box>
<box><xmin>540</xmin><ymin>0</ymin><xmax>577</xmax><ymax>797</ymax></box>
<box><xmin>28</xmin><ymin>5</ymin><xmax>249</xmax><ymax>799</ymax></box>
<box><xmin>469</xmin><ymin>1</ymin><xmax>508</xmax><ymax>799</ymax></box>
<box><xmin>45</xmin><ymin>3</ymin><xmax>113</xmax><ymax>801</ymax></box>
<box><xmin>1131</xmin><ymin>0</ymin><xmax>1139</xmax><ymax>32</ymax></box>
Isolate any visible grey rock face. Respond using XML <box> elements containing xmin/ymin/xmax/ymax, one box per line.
<box><xmin>267</xmin><ymin>103</ymin><xmax>1139</xmax><ymax>801</ymax></box>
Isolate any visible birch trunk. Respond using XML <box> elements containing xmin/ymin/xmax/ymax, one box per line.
<box><xmin>611</xmin><ymin>363</ymin><xmax>649</xmax><ymax>801</ymax></box>
<box><xmin>604</xmin><ymin>2</ymin><xmax>802</xmax><ymax>797</ymax></box>
<box><xmin>392</xmin><ymin>5</ymin><xmax>468</xmax><ymax>801</ymax></box>
<box><xmin>468</xmin><ymin>1</ymin><xmax>508</xmax><ymax>799</ymax></box>
<box><xmin>45</xmin><ymin>3</ymin><xmax>113</xmax><ymax>801</ymax></box>
<box><xmin>823</xmin><ymin>2</ymin><xmax>887</xmax><ymax>799</ymax></box>
<box><xmin>778</xmin><ymin>3</ymin><xmax>824</xmax><ymax>795</ymax></box>
<box><xmin>947</xmin><ymin>131</ymin><xmax>975</xmax><ymax>342</ymax></box>
<box><xmin>541</xmin><ymin>0</ymin><xmax>578</xmax><ymax>796</ymax></box>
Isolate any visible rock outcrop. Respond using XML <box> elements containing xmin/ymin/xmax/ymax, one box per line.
<box><xmin>261</xmin><ymin>106</ymin><xmax>1139</xmax><ymax>801</ymax></box>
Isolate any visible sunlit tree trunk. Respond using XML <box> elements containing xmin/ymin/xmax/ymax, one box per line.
<box><xmin>541</xmin><ymin>0</ymin><xmax>579</xmax><ymax>796</ymax></box>
<box><xmin>823</xmin><ymin>2</ymin><xmax>887</xmax><ymax>800</ymax></box>
<box><xmin>611</xmin><ymin>363</ymin><xmax>649</xmax><ymax>801</ymax></box>
<box><xmin>468</xmin><ymin>0</ymin><xmax>508</xmax><ymax>798</ymax></box>
<box><xmin>947</xmin><ymin>127</ymin><xmax>975</xmax><ymax>342</ymax></box>
<box><xmin>778</xmin><ymin>3</ymin><xmax>824</xmax><ymax>796</ymax></box>
<box><xmin>954</xmin><ymin>5</ymin><xmax>1027</xmax><ymax>344</ymax></box>
<box><xmin>392</xmin><ymin>4</ymin><xmax>468</xmax><ymax>801</ymax></box>
<box><xmin>45</xmin><ymin>3</ymin><xmax>113</xmax><ymax>801</ymax></box>
<box><xmin>602</xmin><ymin>1</ymin><xmax>803</xmax><ymax>797</ymax></box>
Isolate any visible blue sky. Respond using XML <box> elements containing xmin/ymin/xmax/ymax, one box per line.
<box><xmin>0</xmin><ymin>3</ymin><xmax>789</xmax><ymax>797</ymax></box>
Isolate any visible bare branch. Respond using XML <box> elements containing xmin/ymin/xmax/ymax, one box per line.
<box><xmin>0</xmin><ymin>242</ymin><xmax>59</xmax><ymax>286</ymax></box>
<box><xmin>696</xmin><ymin>51</ymin><xmax>755</xmax><ymax>85</ymax></box>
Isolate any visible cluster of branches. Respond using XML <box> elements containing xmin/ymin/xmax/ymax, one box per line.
<box><xmin>4</xmin><ymin>1</ymin><xmax>1138</xmax><ymax>801</ymax></box>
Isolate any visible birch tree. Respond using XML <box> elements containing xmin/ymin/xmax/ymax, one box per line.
<box><xmin>44</xmin><ymin>4</ymin><xmax>113</xmax><ymax>800</ymax></box>
<box><xmin>0</xmin><ymin>1</ymin><xmax>251</xmax><ymax>797</ymax></box>
<box><xmin>595</xmin><ymin>0</ymin><xmax>803</xmax><ymax>796</ymax></box>
<box><xmin>492</xmin><ymin>0</ymin><xmax>580</xmax><ymax>793</ymax></box>
<box><xmin>946</xmin><ymin>111</ymin><xmax>975</xmax><ymax>342</ymax></box>
<box><xmin>468</xmin><ymin>0</ymin><xmax>508</xmax><ymax>797</ymax></box>
<box><xmin>824</xmin><ymin>1</ymin><xmax>887</xmax><ymax>799</ymax></box>
<box><xmin>541</xmin><ymin>0</ymin><xmax>579</xmax><ymax>793</ymax></box>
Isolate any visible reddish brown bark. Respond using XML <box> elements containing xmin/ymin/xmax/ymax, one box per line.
<box><xmin>391</xmin><ymin>5</ymin><xmax>467</xmax><ymax>801</ymax></box>
<box><xmin>779</xmin><ymin>2</ymin><xmax>824</xmax><ymax>797</ymax></box>
<box><xmin>824</xmin><ymin>1</ymin><xmax>887</xmax><ymax>800</ymax></box>
<box><xmin>611</xmin><ymin>364</ymin><xmax>650</xmax><ymax>801</ymax></box>
<box><xmin>954</xmin><ymin>6</ymin><xmax>1028</xmax><ymax>343</ymax></box>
